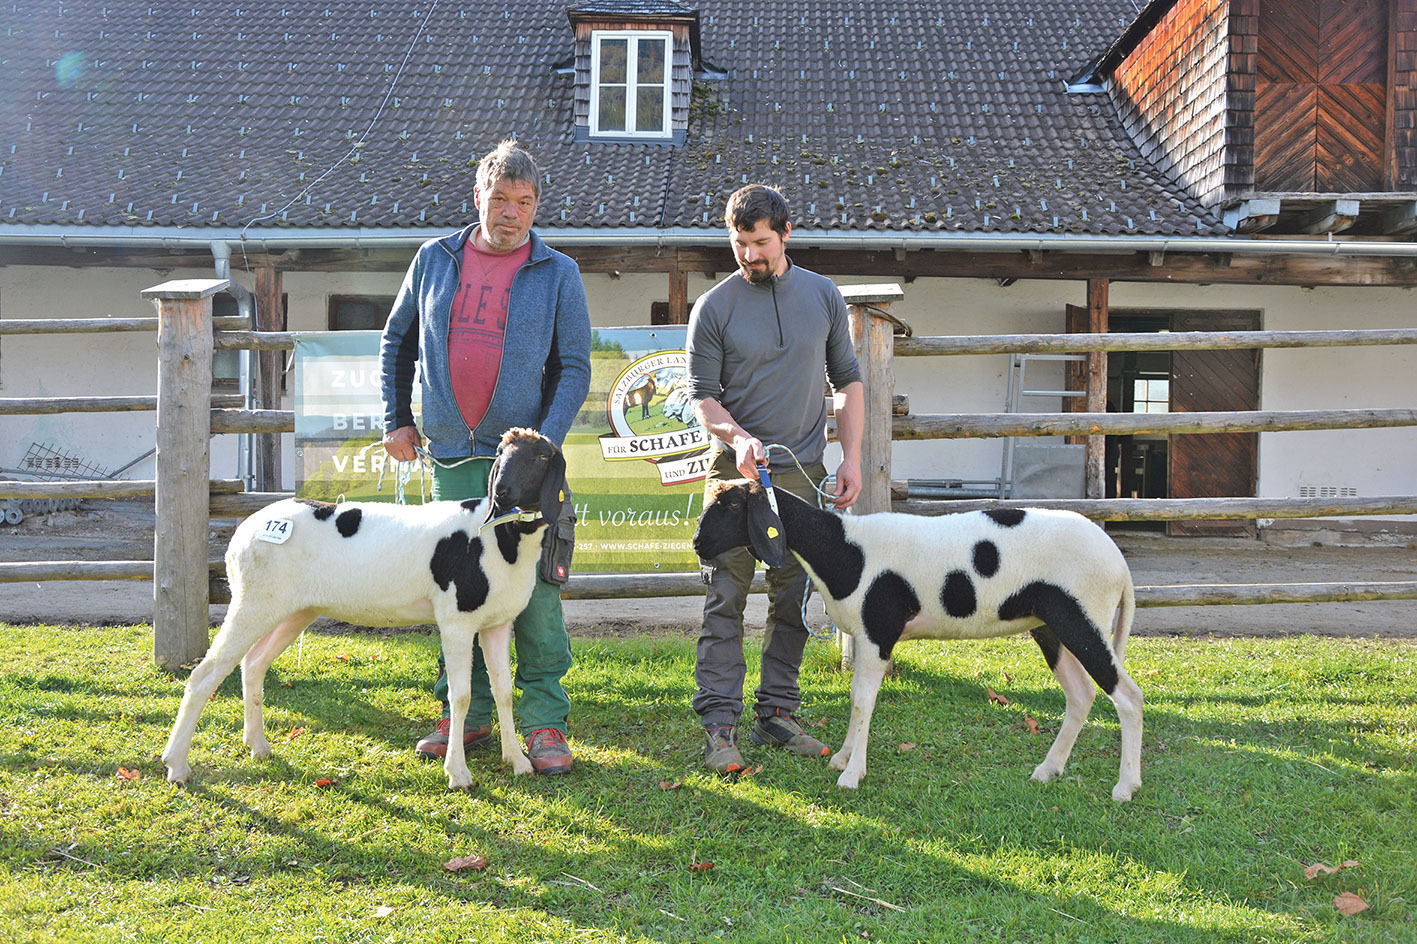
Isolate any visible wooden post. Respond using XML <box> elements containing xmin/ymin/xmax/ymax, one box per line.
<box><xmin>1084</xmin><ymin>279</ymin><xmax>1109</xmax><ymax>499</ymax></box>
<box><xmin>143</xmin><ymin>278</ymin><xmax>227</xmax><ymax>671</ymax></box>
<box><xmin>840</xmin><ymin>283</ymin><xmax>904</xmax><ymax>667</ymax></box>
<box><xmin>667</xmin><ymin>266</ymin><xmax>689</xmax><ymax>324</ymax></box>
<box><xmin>254</xmin><ymin>265</ymin><xmax>283</xmax><ymax>491</ymax></box>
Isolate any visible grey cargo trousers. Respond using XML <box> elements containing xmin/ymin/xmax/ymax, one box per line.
<box><xmin>693</xmin><ymin>448</ymin><xmax>829</xmax><ymax>728</ymax></box>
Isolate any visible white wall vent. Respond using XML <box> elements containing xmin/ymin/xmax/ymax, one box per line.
<box><xmin>1298</xmin><ymin>485</ymin><xmax>1358</xmax><ymax>499</ymax></box>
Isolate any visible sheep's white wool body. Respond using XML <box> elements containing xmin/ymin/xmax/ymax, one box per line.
<box><xmin>815</xmin><ymin>507</ymin><xmax>1130</xmax><ymax>643</ymax></box>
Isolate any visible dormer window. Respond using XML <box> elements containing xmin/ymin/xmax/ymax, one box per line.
<box><xmin>566</xmin><ymin>1</ymin><xmax>707</xmax><ymax>145</ymax></box>
<box><xmin>590</xmin><ymin>30</ymin><xmax>672</xmax><ymax>138</ymax></box>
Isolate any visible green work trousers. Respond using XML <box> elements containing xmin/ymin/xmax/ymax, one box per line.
<box><xmin>429</xmin><ymin>457</ymin><xmax>573</xmax><ymax>736</ymax></box>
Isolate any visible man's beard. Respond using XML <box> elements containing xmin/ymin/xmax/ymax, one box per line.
<box><xmin>740</xmin><ymin>261</ymin><xmax>773</xmax><ymax>283</ymax></box>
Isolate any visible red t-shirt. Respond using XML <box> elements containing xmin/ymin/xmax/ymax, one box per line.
<box><xmin>447</xmin><ymin>238</ymin><xmax>531</xmax><ymax>431</ymax></box>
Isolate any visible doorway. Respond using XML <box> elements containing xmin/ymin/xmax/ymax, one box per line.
<box><xmin>1103</xmin><ymin>310</ymin><xmax>1261</xmax><ymax>536</ymax></box>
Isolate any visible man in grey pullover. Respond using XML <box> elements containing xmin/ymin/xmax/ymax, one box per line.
<box><xmin>687</xmin><ymin>184</ymin><xmax>865</xmax><ymax>773</ymax></box>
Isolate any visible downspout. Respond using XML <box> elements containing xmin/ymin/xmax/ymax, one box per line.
<box><xmin>210</xmin><ymin>240</ymin><xmax>256</xmax><ymax>491</ymax></box>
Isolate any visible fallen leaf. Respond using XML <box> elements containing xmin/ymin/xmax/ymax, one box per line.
<box><xmin>688</xmin><ymin>862</ymin><xmax>714</xmax><ymax>872</ymax></box>
<box><xmin>1024</xmin><ymin>716</ymin><xmax>1040</xmax><ymax>735</ymax></box>
<box><xmin>987</xmin><ymin>688</ymin><xmax>1010</xmax><ymax>706</ymax></box>
<box><xmin>1305</xmin><ymin>860</ymin><xmax>1362</xmax><ymax>880</ymax></box>
<box><xmin>1003</xmin><ymin>671</ymin><xmax>1014</xmax><ymax>683</ymax></box>
<box><xmin>738</xmin><ymin>764</ymin><xmax>765</xmax><ymax>778</ymax></box>
<box><xmin>898</xmin><ymin>742</ymin><xmax>916</xmax><ymax>752</ymax></box>
<box><xmin>1333</xmin><ymin>892</ymin><xmax>1369</xmax><ymax>916</ymax></box>
<box><xmin>808</xmin><ymin>717</ymin><xmax>827</xmax><ymax>728</ymax></box>
<box><xmin>285</xmin><ymin>726</ymin><xmax>306</xmax><ymax>741</ymax></box>
<box><xmin>658</xmin><ymin>780</ymin><xmax>682</xmax><ymax>790</ymax></box>
<box><xmin>314</xmin><ymin>777</ymin><xmax>339</xmax><ymax>788</ymax></box>
<box><xmin>373</xmin><ymin>905</ymin><xmax>394</xmax><ymax>918</ymax></box>
<box><xmin>116</xmin><ymin>767</ymin><xmax>140</xmax><ymax>781</ymax></box>
<box><xmin>335</xmin><ymin>653</ymin><xmax>350</xmax><ymax>661</ymax></box>
<box><xmin>444</xmin><ymin>855</ymin><xmax>488</xmax><ymax>872</ymax></box>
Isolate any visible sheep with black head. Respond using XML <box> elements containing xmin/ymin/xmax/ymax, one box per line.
<box><xmin>161</xmin><ymin>427</ymin><xmax>569</xmax><ymax>790</ymax></box>
<box><xmin>693</xmin><ymin>479</ymin><xmax>1143</xmax><ymax>800</ymax></box>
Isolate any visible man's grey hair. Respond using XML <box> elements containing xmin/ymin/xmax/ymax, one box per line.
<box><xmin>476</xmin><ymin>139</ymin><xmax>541</xmax><ymax>197</ymax></box>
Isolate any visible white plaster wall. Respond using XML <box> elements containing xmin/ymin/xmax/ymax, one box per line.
<box><xmin>4</xmin><ymin>264</ymin><xmax>1414</xmax><ymax>527</ymax></box>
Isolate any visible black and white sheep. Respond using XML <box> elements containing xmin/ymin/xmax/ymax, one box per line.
<box><xmin>692</xmin><ymin>480</ymin><xmax>1143</xmax><ymax>801</ymax></box>
<box><xmin>161</xmin><ymin>428</ymin><xmax>569</xmax><ymax>790</ymax></box>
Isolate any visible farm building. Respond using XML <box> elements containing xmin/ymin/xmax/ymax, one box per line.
<box><xmin>1</xmin><ymin>0</ymin><xmax>1415</xmax><ymax>543</ymax></box>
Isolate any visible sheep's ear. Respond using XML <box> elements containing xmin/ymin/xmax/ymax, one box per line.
<box><xmin>746</xmin><ymin>488</ymin><xmax>787</xmax><ymax>568</ymax></box>
<box><xmin>540</xmin><ymin>446</ymin><xmax>568</xmax><ymax>519</ymax></box>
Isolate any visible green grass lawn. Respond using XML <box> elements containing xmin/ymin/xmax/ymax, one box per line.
<box><xmin>1</xmin><ymin>623</ymin><xmax>1413</xmax><ymax>943</ymax></box>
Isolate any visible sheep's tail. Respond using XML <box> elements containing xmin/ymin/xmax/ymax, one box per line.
<box><xmin>1111</xmin><ymin>571</ymin><xmax>1137</xmax><ymax>662</ymax></box>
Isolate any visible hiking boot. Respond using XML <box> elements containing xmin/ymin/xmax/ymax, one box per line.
<box><xmin>703</xmin><ymin>724</ymin><xmax>746</xmax><ymax>774</ymax></box>
<box><xmin>526</xmin><ymin>728</ymin><xmax>573</xmax><ymax>776</ymax></box>
<box><xmin>750</xmin><ymin>709</ymin><xmax>830</xmax><ymax>758</ymax></box>
<box><xmin>415</xmin><ymin>718</ymin><xmax>494</xmax><ymax>760</ymax></box>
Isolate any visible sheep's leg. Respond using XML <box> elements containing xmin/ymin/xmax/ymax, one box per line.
<box><xmin>240</xmin><ymin>609</ymin><xmax>316</xmax><ymax>759</ymax></box>
<box><xmin>1030</xmin><ymin>645</ymin><xmax>1095</xmax><ymax>785</ymax></box>
<box><xmin>1106</xmin><ymin>667</ymin><xmax>1144</xmax><ymax>802</ymax></box>
<box><xmin>162</xmin><ymin>605</ymin><xmax>267</xmax><ymax>783</ymax></box>
<box><xmin>478</xmin><ymin>621</ymin><xmax>533</xmax><ymax>776</ymax></box>
<box><xmin>440</xmin><ymin>627</ymin><xmax>477</xmax><ymax>790</ymax></box>
<box><xmin>833</xmin><ymin>646</ymin><xmax>891</xmax><ymax>789</ymax></box>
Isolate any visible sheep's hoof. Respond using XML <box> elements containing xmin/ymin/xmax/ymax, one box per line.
<box><xmin>1030</xmin><ymin>761</ymin><xmax>1062</xmax><ymax>784</ymax></box>
<box><xmin>164</xmin><ymin>763</ymin><xmax>190</xmax><ymax>785</ymax></box>
<box><xmin>446</xmin><ymin>768</ymin><xmax>475</xmax><ymax>791</ymax></box>
<box><xmin>509</xmin><ymin>754</ymin><xmax>534</xmax><ymax>777</ymax></box>
<box><xmin>835</xmin><ymin>770</ymin><xmax>862</xmax><ymax>789</ymax></box>
<box><xmin>1112</xmin><ymin>780</ymin><xmax>1139</xmax><ymax>803</ymax></box>
<box><xmin>247</xmin><ymin>740</ymin><xmax>271</xmax><ymax>759</ymax></box>
<box><xmin>828</xmin><ymin>750</ymin><xmax>849</xmax><ymax>772</ymax></box>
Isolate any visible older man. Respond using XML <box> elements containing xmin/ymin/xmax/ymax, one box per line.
<box><xmin>380</xmin><ymin>139</ymin><xmax>591</xmax><ymax>775</ymax></box>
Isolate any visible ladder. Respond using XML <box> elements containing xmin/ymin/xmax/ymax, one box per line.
<box><xmin>999</xmin><ymin>352</ymin><xmax>1087</xmax><ymax>498</ymax></box>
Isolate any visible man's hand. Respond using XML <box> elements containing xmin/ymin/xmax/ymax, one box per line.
<box><xmin>832</xmin><ymin>457</ymin><xmax>862</xmax><ymax>510</ymax></box>
<box><xmin>382</xmin><ymin>425</ymin><xmax>422</xmax><ymax>462</ymax></box>
<box><xmin>732</xmin><ymin>435</ymin><xmax>767</xmax><ymax>480</ymax></box>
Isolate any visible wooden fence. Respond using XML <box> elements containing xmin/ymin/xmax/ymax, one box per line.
<box><xmin>2</xmin><ymin>279</ymin><xmax>1417</xmax><ymax>670</ymax></box>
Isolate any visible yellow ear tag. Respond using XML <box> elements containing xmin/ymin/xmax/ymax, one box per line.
<box><xmin>558</xmin><ymin>489</ymin><xmax>565</xmax><ymax>503</ymax></box>
<box><xmin>766</xmin><ymin>526</ymin><xmax>779</xmax><ymax>539</ymax></box>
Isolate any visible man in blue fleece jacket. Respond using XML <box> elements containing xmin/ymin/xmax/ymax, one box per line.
<box><xmin>380</xmin><ymin>140</ymin><xmax>591</xmax><ymax>775</ymax></box>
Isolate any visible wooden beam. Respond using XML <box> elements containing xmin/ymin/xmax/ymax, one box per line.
<box><xmin>142</xmin><ymin>278</ymin><xmax>222</xmax><ymax>671</ymax></box>
<box><xmin>1297</xmin><ymin>199</ymin><xmax>1361</xmax><ymax>235</ymax></box>
<box><xmin>254</xmin><ymin>265</ymin><xmax>284</xmax><ymax>491</ymax></box>
<box><xmin>1222</xmin><ymin>198</ymin><xmax>1281</xmax><ymax>233</ymax></box>
<box><xmin>895</xmin><ymin>327</ymin><xmax>1417</xmax><ymax>355</ymax></box>
<box><xmin>894</xmin><ymin>408</ymin><xmax>1417</xmax><ymax>440</ymax></box>
<box><xmin>1084</xmin><ymin>279</ymin><xmax>1108</xmax><ymax>500</ymax></box>
<box><xmin>667</xmin><ymin>264</ymin><xmax>689</xmax><ymax>324</ymax></box>
<box><xmin>1380</xmin><ymin>200</ymin><xmax>1417</xmax><ymax>235</ymax></box>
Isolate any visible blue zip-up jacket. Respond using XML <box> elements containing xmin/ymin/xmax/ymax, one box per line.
<box><xmin>380</xmin><ymin>223</ymin><xmax>592</xmax><ymax>458</ymax></box>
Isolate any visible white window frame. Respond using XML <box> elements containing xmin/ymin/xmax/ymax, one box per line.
<box><xmin>589</xmin><ymin>30</ymin><xmax>673</xmax><ymax>139</ymax></box>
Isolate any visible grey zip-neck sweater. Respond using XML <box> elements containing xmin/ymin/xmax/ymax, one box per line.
<box><xmin>686</xmin><ymin>260</ymin><xmax>862</xmax><ymax>467</ymax></box>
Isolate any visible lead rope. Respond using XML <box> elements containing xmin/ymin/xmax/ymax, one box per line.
<box><xmin>761</xmin><ymin>442</ymin><xmax>841</xmax><ymax>642</ymax></box>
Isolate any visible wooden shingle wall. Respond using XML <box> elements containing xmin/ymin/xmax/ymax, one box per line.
<box><xmin>1109</xmin><ymin>0</ymin><xmax>1231</xmax><ymax>207</ymax></box>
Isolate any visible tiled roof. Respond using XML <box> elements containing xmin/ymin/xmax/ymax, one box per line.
<box><xmin>0</xmin><ymin>1</ymin><xmax>1228</xmax><ymax>240</ymax></box>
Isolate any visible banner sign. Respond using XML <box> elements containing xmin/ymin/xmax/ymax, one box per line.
<box><xmin>293</xmin><ymin>327</ymin><xmax>711</xmax><ymax>572</ymax></box>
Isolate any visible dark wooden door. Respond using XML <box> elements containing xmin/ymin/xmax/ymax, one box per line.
<box><xmin>1168</xmin><ymin>311</ymin><xmax>1261</xmax><ymax>537</ymax></box>
<box><xmin>1255</xmin><ymin>0</ymin><xmax>1388</xmax><ymax>191</ymax></box>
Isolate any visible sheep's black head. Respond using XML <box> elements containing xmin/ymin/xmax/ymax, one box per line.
<box><xmin>487</xmin><ymin>428</ymin><xmax>566</xmax><ymax>522</ymax></box>
<box><xmin>692</xmin><ymin>479</ymin><xmax>787</xmax><ymax>568</ymax></box>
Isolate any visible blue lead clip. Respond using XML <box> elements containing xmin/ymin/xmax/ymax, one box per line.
<box><xmin>756</xmin><ymin>464</ymin><xmax>780</xmax><ymax>515</ymax></box>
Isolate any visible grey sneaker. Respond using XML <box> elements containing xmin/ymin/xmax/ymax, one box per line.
<box><xmin>750</xmin><ymin>709</ymin><xmax>830</xmax><ymax>758</ymax></box>
<box><xmin>703</xmin><ymin>724</ymin><xmax>746</xmax><ymax>774</ymax></box>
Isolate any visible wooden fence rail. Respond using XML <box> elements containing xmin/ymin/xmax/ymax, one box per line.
<box><xmin>7</xmin><ymin>282</ymin><xmax>1417</xmax><ymax>671</ymax></box>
